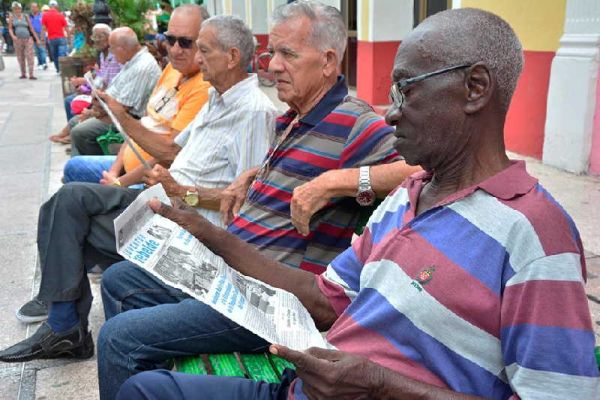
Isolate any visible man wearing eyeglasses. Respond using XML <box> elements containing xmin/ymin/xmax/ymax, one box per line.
<box><xmin>117</xmin><ymin>7</ymin><xmax>598</xmax><ymax>400</ymax></box>
<box><xmin>62</xmin><ymin>5</ymin><xmax>211</xmax><ymax>185</ymax></box>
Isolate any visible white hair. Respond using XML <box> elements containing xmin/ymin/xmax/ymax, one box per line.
<box><xmin>202</xmin><ymin>15</ymin><xmax>255</xmax><ymax>70</ymax></box>
<box><xmin>270</xmin><ymin>0</ymin><xmax>347</xmax><ymax>66</ymax></box>
<box><xmin>416</xmin><ymin>8</ymin><xmax>524</xmax><ymax>111</ymax></box>
<box><xmin>92</xmin><ymin>23</ymin><xmax>111</xmax><ymax>36</ymax></box>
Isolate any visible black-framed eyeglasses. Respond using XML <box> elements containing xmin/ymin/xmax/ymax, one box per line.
<box><xmin>153</xmin><ymin>87</ymin><xmax>178</xmax><ymax>114</ymax></box>
<box><xmin>390</xmin><ymin>64</ymin><xmax>471</xmax><ymax>110</ymax></box>
<box><xmin>164</xmin><ymin>34</ymin><xmax>195</xmax><ymax>49</ymax></box>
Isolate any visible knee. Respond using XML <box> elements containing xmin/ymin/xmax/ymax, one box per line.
<box><xmin>116</xmin><ymin>370</ymin><xmax>175</xmax><ymax>400</ymax></box>
<box><xmin>101</xmin><ymin>261</ymin><xmax>134</xmax><ymax>298</ymax></box>
<box><xmin>63</xmin><ymin>157</ymin><xmax>82</xmax><ymax>182</ymax></box>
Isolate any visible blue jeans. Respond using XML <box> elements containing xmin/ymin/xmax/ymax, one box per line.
<box><xmin>49</xmin><ymin>37</ymin><xmax>67</xmax><ymax>72</ymax></box>
<box><xmin>63</xmin><ymin>155</ymin><xmax>117</xmax><ymax>184</ymax></box>
<box><xmin>34</xmin><ymin>41</ymin><xmax>46</xmax><ymax>66</ymax></box>
<box><xmin>117</xmin><ymin>369</ymin><xmax>295</xmax><ymax>400</ymax></box>
<box><xmin>64</xmin><ymin>93</ymin><xmax>77</xmax><ymax>121</ymax></box>
<box><xmin>98</xmin><ymin>261</ymin><xmax>270</xmax><ymax>400</ymax></box>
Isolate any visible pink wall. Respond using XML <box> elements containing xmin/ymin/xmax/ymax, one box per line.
<box><xmin>590</xmin><ymin>67</ymin><xmax>600</xmax><ymax>175</ymax></box>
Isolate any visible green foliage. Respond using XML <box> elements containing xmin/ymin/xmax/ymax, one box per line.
<box><xmin>107</xmin><ymin>0</ymin><xmax>154</xmax><ymax>40</ymax></box>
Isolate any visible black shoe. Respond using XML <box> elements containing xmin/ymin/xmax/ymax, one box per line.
<box><xmin>0</xmin><ymin>322</ymin><xmax>94</xmax><ymax>363</ymax></box>
<box><xmin>16</xmin><ymin>297</ymin><xmax>48</xmax><ymax>323</ymax></box>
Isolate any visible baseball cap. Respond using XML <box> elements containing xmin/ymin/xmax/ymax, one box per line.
<box><xmin>49</xmin><ymin>0</ymin><xmax>58</xmax><ymax>6</ymax></box>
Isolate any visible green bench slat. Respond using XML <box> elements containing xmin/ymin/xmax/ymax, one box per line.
<box><xmin>239</xmin><ymin>353</ymin><xmax>281</xmax><ymax>383</ymax></box>
<box><xmin>175</xmin><ymin>355</ymin><xmax>208</xmax><ymax>375</ymax></box>
<box><xmin>268</xmin><ymin>353</ymin><xmax>295</xmax><ymax>376</ymax></box>
<box><xmin>207</xmin><ymin>353</ymin><xmax>246</xmax><ymax>377</ymax></box>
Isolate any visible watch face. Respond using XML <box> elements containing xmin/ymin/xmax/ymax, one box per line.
<box><xmin>356</xmin><ymin>190</ymin><xmax>375</xmax><ymax>206</ymax></box>
<box><xmin>184</xmin><ymin>192</ymin><xmax>199</xmax><ymax>207</ymax></box>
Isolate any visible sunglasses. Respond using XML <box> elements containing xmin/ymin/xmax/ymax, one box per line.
<box><xmin>164</xmin><ymin>34</ymin><xmax>195</xmax><ymax>49</ymax></box>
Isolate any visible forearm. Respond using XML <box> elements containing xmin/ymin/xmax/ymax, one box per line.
<box><xmin>374</xmin><ymin>367</ymin><xmax>484</xmax><ymax>400</ymax></box>
<box><xmin>317</xmin><ymin>160</ymin><xmax>421</xmax><ymax>199</ymax></box>
<box><xmin>115</xmin><ymin>110</ymin><xmax>180</xmax><ymax>162</ymax></box>
<box><xmin>196</xmin><ymin>224</ymin><xmax>337</xmax><ymax>329</ymax></box>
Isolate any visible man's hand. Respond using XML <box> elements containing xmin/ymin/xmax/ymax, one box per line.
<box><xmin>143</xmin><ymin>164</ymin><xmax>183</xmax><ymax>197</ymax></box>
<box><xmin>270</xmin><ymin>345</ymin><xmax>383</xmax><ymax>400</ymax></box>
<box><xmin>220</xmin><ymin>167</ymin><xmax>259</xmax><ymax>225</ymax></box>
<box><xmin>70</xmin><ymin>76</ymin><xmax>86</xmax><ymax>88</ymax></box>
<box><xmin>290</xmin><ymin>173</ymin><xmax>332</xmax><ymax>236</ymax></box>
<box><xmin>99</xmin><ymin>170</ymin><xmax>119</xmax><ymax>186</ymax></box>
<box><xmin>97</xmin><ymin>90</ymin><xmax>128</xmax><ymax>117</ymax></box>
<box><xmin>149</xmin><ymin>198</ymin><xmax>211</xmax><ymax>242</ymax></box>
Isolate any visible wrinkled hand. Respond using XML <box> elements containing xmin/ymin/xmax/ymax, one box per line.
<box><xmin>270</xmin><ymin>345</ymin><xmax>382</xmax><ymax>400</ymax></box>
<box><xmin>149</xmin><ymin>198</ymin><xmax>210</xmax><ymax>241</ymax></box>
<box><xmin>220</xmin><ymin>168</ymin><xmax>258</xmax><ymax>225</ymax></box>
<box><xmin>70</xmin><ymin>76</ymin><xmax>86</xmax><ymax>87</ymax></box>
<box><xmin>290</xmin><ymin>177</ymin><xmax>331</xmax><ymax>236</ymax></box>
<box><xmin>99</xmin><ymin>170</ymin><xmax>119</xmax><ymax>185</ymax></box>
<box><xmin>143</xmin><ymin>164</ymin><xmax>182</xmax><ymax>197</ymax></box>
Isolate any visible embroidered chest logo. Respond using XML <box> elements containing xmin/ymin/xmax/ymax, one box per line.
<box><xmin>410</xmin><ymin>267</ymin><xmax>436</xmax><ymax>292</ymax></box>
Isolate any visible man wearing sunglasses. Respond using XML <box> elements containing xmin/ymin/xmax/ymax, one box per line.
<box><xmin>118</xmin><ymin>7</ymin><xmax>598</xmax><ymax>400</ymax></box>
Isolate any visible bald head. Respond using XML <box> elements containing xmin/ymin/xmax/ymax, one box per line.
<box><xmin>111</xmin><ymin>27</ymin><xmax>139</xmax><ymax>48</ymax></box>
<box><xmin>109</xmin><ymin>27</ymin><xmax>141</xmax><ymax>64</ymax></box>
<box><xmin>406</xmin><ymin>8</ymin><xmax>523</xmax><ymax>111</ymax></box>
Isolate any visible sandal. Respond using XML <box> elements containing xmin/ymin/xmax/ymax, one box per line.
<box><xmin>29</xmin><ymin>76</ymin><xmax>37</xmax><ymax>80</ymax></box>
<box><xmin>49</xmin><ymin>134</ymin><xmax>68</xmax><ymax>143</ymax></box>
<box><xmin>19</xmin><ymin>75</ymin><xmax>26</xmax><ymax>79</ymax></box>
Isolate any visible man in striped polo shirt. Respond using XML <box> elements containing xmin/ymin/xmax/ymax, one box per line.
<box><xmin>97</xmin><ymin>2</ymin><xmax>417</xmax><ymax>398</ymax></box>
<box><xmin>118</xmin><ymin>7</ymin><xmax>599</xmax><ymax>400</ymax></box>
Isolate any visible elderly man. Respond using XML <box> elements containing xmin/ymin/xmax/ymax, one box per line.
<box><xmin>70</xmin><ymin>27</ymin><xmax>161</xmax><ymax>156</ymax></box>
<box><xmin>117</xmin><ymin>7</ymin><xmax>599</xmax><ymax>400</ymax></box>
<box><xmin>96</xmin><ymin>2</ymin><xmax>415</xmax><ymax>399</ymax></box>
<box><xmin>0</xmin><ymin>15</ymin><xmax>276</xmax><ymax>365</ymax></box>
<box><xmin>62</xmin><ymin>5</ymin><xmax>211</xmax><ymax>185</ymax></box>
<box><xmin>49</xmin><ymin>23</ymin><xmax>121</xmax><ymax>143</ymax></box>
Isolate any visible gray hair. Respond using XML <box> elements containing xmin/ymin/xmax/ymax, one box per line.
<box><xmin>92</xmin><ymin>23</ymin><xmax>111</xmax><ymax>36</ymax></box>
<box><xmin>271</xmin><ymin>1</ymin><xmax>347</xmax><ymax>66</ymax></box>
<box><xmin>172</xmin><ymin>4</ymin><xmax>210</xmax><ymax>21</ymax></box>
<box><xmin>416</xmin><ymin>8</ymin><xmax>523</xmax><ymax>111</ymax></box>
<box><xmin>202</xmin><ymin>15</ymin><xmax>254</xmax><ymax>70</ymax></box>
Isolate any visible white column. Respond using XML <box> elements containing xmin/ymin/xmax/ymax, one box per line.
<box><xmin>543</xmin><ymin>0</ymin><xmax>600</xmax><ymax>173</ymax></box>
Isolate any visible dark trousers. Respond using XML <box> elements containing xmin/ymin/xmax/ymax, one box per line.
<box><xmin>48</xmin><ymin>37</ymin><xmax>67</xmax><ymax>72</ymax></box>
<box><xmin>117</xmin><ymin>369</ymin><xmax>296</xmax><ymax>400</ymax></box>
<box><xmin>36</xmin><ymin>182</ymin><xmax>141</xmax><ymax>330</ymax></box>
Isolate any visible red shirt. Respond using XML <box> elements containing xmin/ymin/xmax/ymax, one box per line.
<box><xmin>41</xmin><ymin>9</ymin><xmax>66</xmax><ymax>40</ymax></box>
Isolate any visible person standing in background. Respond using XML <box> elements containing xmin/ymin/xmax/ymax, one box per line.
<box><xmin>8</xmin><ymin>1</ymin><xmax>39</xmax><ymax>79</ymax></box>
<box><xmin>42</xmin><ymin>0</ymin><xmax>67</xmax><ymax>73</ymax></box>
<box><xmin>29</xmin><ymin>2</ymin><xmax>47</xmax><ymax>70</ymax></box>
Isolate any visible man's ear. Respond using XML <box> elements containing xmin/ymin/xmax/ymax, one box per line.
<box><xmin>323</xmin><ymin>49</ymin><xmax>338</xmax><ymax>78</ymax></box>
<box><xmin>463</xmin><ymin>62</ymin><xmax>494</xmax><ymax>114</ymax></box>
<box><xmin>228</xmin><ymin>47</ymin><xmax>242</xmax><ymax>70</ymax></box>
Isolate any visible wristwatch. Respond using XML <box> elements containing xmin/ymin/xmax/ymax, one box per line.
<box><xmin>183</xmin><ymin>187</ymin><xmax>199</xmax><ymax>207</ymax></box>
<box><xmin>356</xmin><ymin>166</ymin><xmax>375</xmax><ymax>206</ymax></box>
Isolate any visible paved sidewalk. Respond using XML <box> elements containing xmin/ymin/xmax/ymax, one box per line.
<box><xmin>0</xmin><ymin>54</ymin><xmax>599</xmax><ymax>399</ymax></box>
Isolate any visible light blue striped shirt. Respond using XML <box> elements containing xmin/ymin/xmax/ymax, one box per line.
<box><xmin>106</xmin><ymin>47</ymin><xmax>161</xmax><ymax>117</ymax></box>
<box><xmin>169</xmin><ymin>74</ymin><xmax>278</xmax><ymax>227</ymax></box>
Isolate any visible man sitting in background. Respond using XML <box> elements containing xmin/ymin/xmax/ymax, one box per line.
<box><xmin>69</xmin><ymin>27</ymin><xmax>161</xmax><ymax>156</ymax></box>
<box><xmin>62</xmin><ymin>4</ymin><xmax>211</xmax><ymax>185</ymax></box>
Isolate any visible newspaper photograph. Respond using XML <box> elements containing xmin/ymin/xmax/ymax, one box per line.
<box><xmin>114</xmin><ymin>184</ymin><xmax>327</xmax><ymax>351</ymax></box>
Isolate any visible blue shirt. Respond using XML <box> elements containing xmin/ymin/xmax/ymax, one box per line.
<box><xmin>29</xmin><ymin>12</ymin><xmax>42</xmax><ymax>34</ymax></box>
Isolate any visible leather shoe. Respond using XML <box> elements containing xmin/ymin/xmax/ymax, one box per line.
<box><xmin>0</xmin><ymin>322</ymin><xmax>93</xmax><ymax>362</ymax></box>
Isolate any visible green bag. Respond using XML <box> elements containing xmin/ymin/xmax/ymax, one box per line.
<box><xmin>96</xmin><ymin>127</ymin><xmax>124</xmax><ymax>155</ymax></box>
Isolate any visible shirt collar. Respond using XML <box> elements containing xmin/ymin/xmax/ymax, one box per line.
<box><xmin>297</xmin><ymin>75</ymin><xmax>348</xmax><ymax>127</ymax></box>
<box><xmin>409</xmin><ymin>159</ymin><xmax>538</xmax><ymax>206</ymax></box>
<box><xmin>122</xmin><ymin>47</ymin><xmax>148</xmax><ymax>70</ymax></box>
<box><xmin>209</xmin><ymin>74</ymin><xmax>258</xmax><ymax>107</ymax></box>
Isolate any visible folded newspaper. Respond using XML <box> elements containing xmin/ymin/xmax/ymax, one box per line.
<box><xmin>114</xmin><ymin>184</ymin><xmax>327</xmax><ymax>351</ymax></box>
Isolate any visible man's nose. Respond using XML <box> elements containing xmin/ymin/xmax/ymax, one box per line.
<box><xmin>385</xmin><ymin>104</ymin><xmax>402</xmax><ymax>127</ymax></box>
